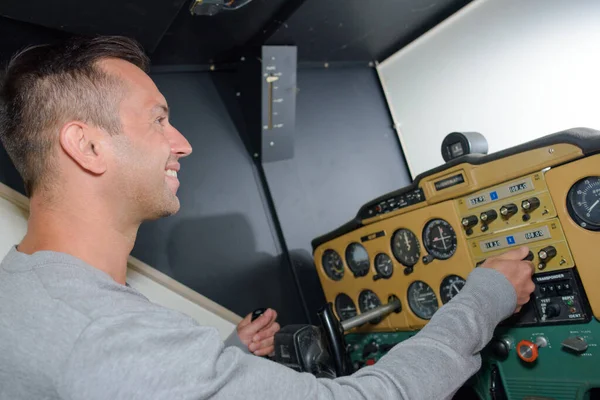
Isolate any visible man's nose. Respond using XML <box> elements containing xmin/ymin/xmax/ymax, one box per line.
<box><xmin>168</xmin><ymin>126</ymin><xmax>192</xmax><ymax>158</ymax></box>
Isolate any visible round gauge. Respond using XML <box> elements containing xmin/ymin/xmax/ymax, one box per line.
<box><xmin>440</xmin><ymin>275</ymin><xmax>466</xmax><ymax>304</ymax></box>
<box><xmin>422</xmin><ymin>219</ymin><xmax>457</xmax><ymax>260</ymax></box>
<box><xmin>391</xmin><ymin>228</ymin><xmax>421</xmax><ymax>267</ymax></box>
<box><xmin>321</xmin><ymin>249</ymin><xmax>344</xmax><ymax>281</ymax></box>
<box><xmin>335</xmin><ymin>293</ymin><xmax>358</xmax><ymax>321</ymax></box>
<box><xmin>345</xmin><ymin>243</ymin><xmax>370</xmax><ymax>277</ymax></box>
<box><xmin>374</xmin><ymin>253</ymin><xmax>394</xmax><ymax>278</ymax></box>
<box><xmin>567</xmin><ymin>176</ymin><xmax>600</xmax><ymax>231</ymax></box>
<box><xmin>407</xmin><ymin>281</ymin><xmax>439</xmax><ymax>320</ymax></box>
<box><xmin>358</xmin><ymin>289</ymin><xmax>382</xmax><ymax>324</ymax></box>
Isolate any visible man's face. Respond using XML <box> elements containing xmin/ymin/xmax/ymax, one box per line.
<box><xmin>102</xmin><ymin>59</ymin><xmax>192</xmax><ymax>221</ymax></box>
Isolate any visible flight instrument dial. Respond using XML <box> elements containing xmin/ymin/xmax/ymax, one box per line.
<box><xmin>374</xmin><ymin>253</ymin><xmax>394</xmax><ymax>278</ymax></box>
<box><xmin>407</xmin><ymin>281</ymin><xmax>439</xmax><ymax>320</ymax></box>
<box><xmin>321</xmin><ymin>249</ymin><xmax>344</xmax><ymax>281</ymax></box>
<box><xmin>335</xmin><ymin>293</ymin><xmax>358</xmax><ymax>321</ymax></box>
<box><xmin>359</xmin><ymin>290</ymin><xmax>383</xmax><ymax>324</ymax></box>
<box><xmin>423</xmin><ymin>219</ymin><xmax>457</xmax><ymax>260</ymax></box>
<box><xmin>345</xmin><ymin>243</ymin><xmax>370</xmax><ymax>277</ymax></box>
<box><xmin>567</xmin><ymin>176</ymin><xmax>600</xmax><ymax>231</ymax></box>
<box><xmin>391</xmin><ymin>228</ymin><xmax>420</xmax><ymax>267</ymax></box>
<box><xmin>440</xmin><ymin>275</ymin><xmax>466</xmax><ymax>304</ymax></box>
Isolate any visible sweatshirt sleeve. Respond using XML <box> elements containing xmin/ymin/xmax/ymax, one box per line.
<box><xmin>57</xmin><ymin>267</ymin><xmax>516</xmax><ymax>400</ymax></box>
<box><xmin>223</xmin><ymin>329</ymin><xmax>251</xmax><ymax>354</ymax></box>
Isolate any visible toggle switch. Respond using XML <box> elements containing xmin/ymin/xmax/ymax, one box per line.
<box><xmin>521</xmin><ymin>197</ymin><xmax>540</xmax><ymax>212</ymax></box>
<box><xmin>538</xmin><ymin>246</ymin><xmax>557</xmax><ymax>261</ymax></box>
<box><xmin>500</xmin><ymin>204</ymin><xmax>518</xmax><ymax>218</ymax></box>
<box><xmin>561</xmin><ymin>336</ymin><xmax>588</xmax><ymax>354</ymax></box>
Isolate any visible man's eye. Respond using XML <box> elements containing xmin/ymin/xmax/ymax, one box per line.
<box><xmin>156</xmin><ymin>117</ymin><xmax>166</xmax><ymax>125</ymax></box>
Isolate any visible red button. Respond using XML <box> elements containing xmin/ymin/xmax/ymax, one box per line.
<box><xmin>366</xmin><ymin>359</ymin><xmax>376</xmax><ymax>366</ymax></box>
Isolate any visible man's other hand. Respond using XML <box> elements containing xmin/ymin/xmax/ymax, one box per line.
<box><xmin>237</xmin><ymin>308</ymin><xmax>280</xmax><ymax>357</ymax></box>
<box><xmin>481</xmin><ymin>246</ymin><xmax>536</xmax><ymax>313</ymax></box>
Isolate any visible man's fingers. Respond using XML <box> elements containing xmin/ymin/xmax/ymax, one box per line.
<box><xmin>238</xmin><ymin>312</ymin><xmax>253</xmax><ymax>330</ymax></box>
<box><xmin>253</xmin><ymin>344</ymin><xmax>275</xmax><ymax>357</ymax></box>
<box><xmin>252</xmin><ymin>322</ymin><xmax>280</xmax><ymax>343</ymax></box>
<box><xmin>239</xmin><ymin>309</ymin><xmax>275</xmax><ymax>336</ymax></box>
<box><xmin>495</xmin><ymin>246</ymin><xmax>530</xmax><ymax>261</ymax></box>
<box><xmin>250</xmin><ymin>336</ymin><xmax>275</xmax><ymax>354</ymax></box>
<box><xmin>514</xmin><ymin>305</ymin><xmax>522</xmax><ymax>314</ymax></box>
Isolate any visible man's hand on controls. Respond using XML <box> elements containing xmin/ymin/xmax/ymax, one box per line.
<box><xmin>480</xmin><ymin>246</ymin><xmax>536</xmax><ymax>313</ymax></box>
<box><xmin>237</xmin><ymin>308</ymin><xmax>280</xmax><ymax>357</ymax></box>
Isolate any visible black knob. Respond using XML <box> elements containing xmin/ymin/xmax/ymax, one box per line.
<box><xmin>251</xmin><ymin>308</ymin><xmax>267</xmax><ymax>322</ymax></box>
<box><xmin>546</xmin><ymin>303</ymin><xmax>561</xmax><ymax>318</ymax></box>
<box><xmin>538</xmin><ymin>246</ymin><xmax>557</xmax><ymax>261</ymax></box>
<box><xmin>461</xmin><ymin>215</ymin><xmax>478</xmax><ymax>229</ymax></box>
<box><xmin>480</xmin><ymin>210</ymin><xmax>498</xmax><ymax>223</ymax></box>
<box><xmin>523</xmin><ymin>251</ymin><xmax>534</xmax><ymax>261</ymax></box>
<box><xmin>422</xmin><ymin>254</ymin><xmax>434</xmax><ymax>265</ymax></box>
<box><xmin>500</xmin><ymin>204</ymin><xmax>518</xmax><ymax>217</ymax></box>
<box><xmin>362</xmin><ymin>341</ymin><xmax>379</xmax><ymax>358</ymax></box>
<box><xmin>490</xmin><ymin>338</ymin><xmax>511</xmax><ymax>360</ymax></box>
<box><xmin>521</xmin><ymin>197</ymin><xmax>540</xmax><ymax>212</ymax></box>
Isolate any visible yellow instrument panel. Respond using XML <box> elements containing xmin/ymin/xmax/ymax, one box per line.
<box><xmin>312</xmin><ymin>130</ymin><xmax>600</xmax><ymax>333</ymax></box>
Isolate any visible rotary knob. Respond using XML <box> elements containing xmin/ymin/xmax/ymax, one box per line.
<box><xmin>538</xmin><ymin>246</ymin><xmax>557</xmax><ymax>261</ymax></box>
<box><xmin>521</xmin><ymin>197</ymin><xmax>540</xmax><ymax>212</ymax></box>
<box><xmin>461</xmin><ymin>215</ymin><xmax>478</xmax><ymax>229</ymax></box>
<box><xmin>480</xmin><ymin>210</ymin><xmax>498</xmax><ymax>223</ymax></box>
<box><xmin>500</xmin><ymin>204</ymin><xmax>518</xmax><ymax>218</ymax></box>
<box><xmin>546</xmin><ymin>303</ymin><xmax>561</xmax><ymax>318</ymax></box>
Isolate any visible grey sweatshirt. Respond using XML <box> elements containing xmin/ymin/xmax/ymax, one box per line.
<box><xmin>0</xmin><ymin>246</ymin><xmax>516</xmax><ymax>400</ymax></box>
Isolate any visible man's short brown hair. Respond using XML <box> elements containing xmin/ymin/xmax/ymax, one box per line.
<box><xmin>0</xmin><ymin>36</ymin><xmax>150</xmax><ymax>196</ymax></box>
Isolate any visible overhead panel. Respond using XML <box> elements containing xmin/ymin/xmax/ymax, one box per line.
<box><xmin>0</xmin><ymin>0</ymin><xmax>189</xmax><ymax>52</ymax></box>
<box><xmin>267</xmin><ymin>0</ymin><xmax>471</xmax><ymax>62</ymax></box>
<box><xmin>150</xmin><ymin>0</ymin><xmax>290</xmax><ymax>65</ymax></box>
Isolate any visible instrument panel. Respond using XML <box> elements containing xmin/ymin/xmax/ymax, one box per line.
<box><xmin>311</xmin><ymin>129</ymin><xmax>600</xmax><ymax>399</ymax></box>
<box><xmin>313</xmin><ymin>130</ymin><xmax>600</xmax><ymax>332</ymax></box>
<box><xmin>315</xmin><ymin>199</ymin><xmax>475</xmax><ymax>332</ymax></box>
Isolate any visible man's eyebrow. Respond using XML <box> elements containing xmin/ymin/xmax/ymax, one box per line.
<box><xmin>151</xmin><ymin>104</ymin><xmax>169</xmax><ymax>115</ymax></box>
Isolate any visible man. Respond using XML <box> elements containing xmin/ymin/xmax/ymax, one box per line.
<box><xmin>0</xmin><ymin>36</ymin><xmax>535</xmax><ymax>399</ymax></box>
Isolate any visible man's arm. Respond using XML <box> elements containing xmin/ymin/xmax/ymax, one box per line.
<box><xmin>57</xmin><ymin>264</ymin><xmax>519</xmax><ymax>400</ymax></box>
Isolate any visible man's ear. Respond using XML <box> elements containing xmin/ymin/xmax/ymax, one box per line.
<box><xmin>59</xmin><ymin>121</ymin><xmax>107</xmax><ymax>175</ymax></box>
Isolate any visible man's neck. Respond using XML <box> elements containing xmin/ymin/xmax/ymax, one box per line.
<box><xmin>18</xmin><ymin>196</ymin><xmax>139</xmax><ymax>285</ymax></box>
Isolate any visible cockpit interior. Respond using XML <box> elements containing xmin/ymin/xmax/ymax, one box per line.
<box><xmin>1</xmin><ymin>1</ymin><xmax>599</xmax><ymax>399</ymax></box>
